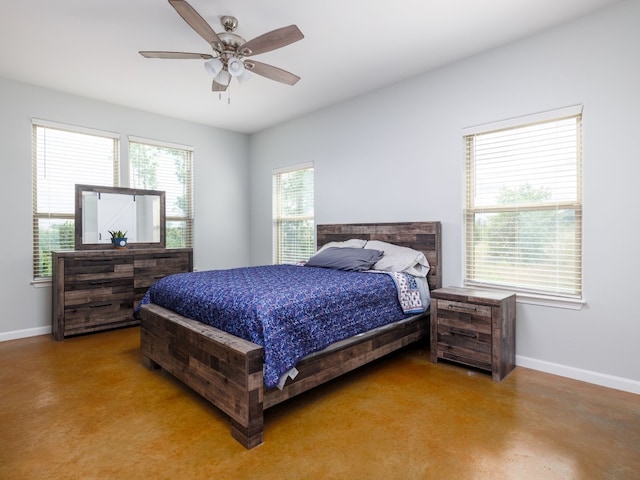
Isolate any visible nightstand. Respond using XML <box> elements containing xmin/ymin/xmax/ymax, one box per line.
<box><xmin>430</xmin><ymin>286</ymin><xmax>516</xmax><ymax>381</ymax></box>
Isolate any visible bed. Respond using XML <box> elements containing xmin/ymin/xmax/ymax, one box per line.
<box><xmin>139</xmin><ymin>221</ymin><xmax>441</xmax><ymax>448</ymax></box>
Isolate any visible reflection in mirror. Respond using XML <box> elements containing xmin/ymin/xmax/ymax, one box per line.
<box><xmin>75</xmin><ymin>185</ymin><xmax>166</xmax><ymax>250</ymax></box>
<box><xmin>82</xmin><ymin>192</ymin><xmax>161</xmax><ymax>244</ymax></box>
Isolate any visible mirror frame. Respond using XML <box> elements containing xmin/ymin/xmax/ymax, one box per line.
<box><xmin>75</xmin><ymin>184</ymin><xmax>166</xmax><ymax>250</ymax></box>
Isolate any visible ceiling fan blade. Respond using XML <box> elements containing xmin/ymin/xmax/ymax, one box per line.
<box><xmin>168</xmin><ymin>0</ymin><xmax>223</xmax><ymax>49</ymax></box>
<box><xmin>245</xmin><ymin>60</ymin><xmax>300</xmax><ymax>85</ymax></box>
<box><xmin>239</xmin><ymin>25</ymin><xmax>304</xmax><ymax>56</ymax></box>
<box><xmin>139</xmin><ymin>51</ymin><xmax>214</xmax><ymax>60</ymax></box>
<box><xmin>212</xmin><ymin>80</ymin><xmax>228</xmax><ymax>92</ymax></box>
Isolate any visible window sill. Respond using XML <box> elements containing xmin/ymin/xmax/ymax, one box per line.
<box><xmin>463</xmin><ymin>283</ymin><xmax>585</xmax><ymax>310</ymax></box>
<box><xmin>515</xmin><ymin>292</ymin><xmax>585</xmax><ymax>310</ymax></box>
<box><xmin>31</xmin><ymin>279</ymin><xmax>52</xmax><ymax>288</ymax></box>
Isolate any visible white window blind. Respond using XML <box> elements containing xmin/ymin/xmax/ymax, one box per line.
<box><xmin>273</xmin><ymin>164</ymin><xmax>314</xmax><ymax>264</ymax></box>
<box><xmin>32</xmin><ymin>120</ymin><xmax>119</xmax><ymax>280</ymax></box>
<box><xmin>463</xmin><ymin>107</ymin><xmax>583</xmax><ymax>298</ymax></box>
<box><xmin>129</xmin><ymin>137</ymin><xmax>193</xmax><ymax>248</ymax></box>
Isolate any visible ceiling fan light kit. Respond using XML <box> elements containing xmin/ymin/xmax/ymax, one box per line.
<box><xmin>139</xmin><ymin>0</ymin><xmax>304</xmax><ymax>96</ymax></box>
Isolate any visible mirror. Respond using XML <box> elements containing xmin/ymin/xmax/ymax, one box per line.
<box><xmin>75</xmin><ymin>185</ymin><xmax>166</xmax><ymax>250</ymax></box>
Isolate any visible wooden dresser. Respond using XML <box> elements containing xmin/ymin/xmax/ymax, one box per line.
<box><xmin>430</xmin><ymin>286</ymin><xmax>516</xmax><ymax>381</ymax></box>
<box><xmin>52</xmin><ymin>248</ymin><xmax>192</xmax><ymax>340</ymax></box>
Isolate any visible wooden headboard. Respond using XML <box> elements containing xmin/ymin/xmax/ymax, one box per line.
<box><xmin>316</xmin><ymin>221</ymin><xmax>442</xmax><ymax>291</ymax></box>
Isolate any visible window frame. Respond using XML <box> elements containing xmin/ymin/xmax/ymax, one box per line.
<box><xmin>462</xmin><ymin>106</ymin><xmax>584</xmax><ymax>309</ymax></box>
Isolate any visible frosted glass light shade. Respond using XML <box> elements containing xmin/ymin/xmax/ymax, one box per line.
<box><xmin>227</xmin><ymin>57</ymin><xmax>245</xmax><ymax>77</ymax></box>
<box><xmin>204</xmin><ymin>58</ymin><xmax>224</xmax><ymax>77</ymax></box>
<box><xmin>215</xmin><ymin>70</ymin><xmax>231</xmax><ymax>85</ymax></box>
<box><xmin>236</xmin><ymin>70</ymin><xmax>251</xmax><ymax>84</ymax></box>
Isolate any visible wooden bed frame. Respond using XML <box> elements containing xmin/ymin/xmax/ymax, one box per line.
<box><xmin>139</xmin><ymin>221</ymin><xmax>441</xmax><ymax>449</ymax></box>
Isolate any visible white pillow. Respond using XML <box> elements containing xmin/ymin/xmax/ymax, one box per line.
<box><xmin>365</xmin><ymin>240</ymin><xmax>430</xmax><ymax>277</ymax></box>
<box><xmin>316</xmin><ymin>238</ymin><xmax>367</xmax><ymax>253</ymax></box>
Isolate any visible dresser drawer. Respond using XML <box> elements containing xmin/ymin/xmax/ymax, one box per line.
<box><xmin>64</xmin><ymin>278</ymin><xmax>134</xmax><ymax>306</ymax></box>
<box><xmin>134</xmin><ymin>252</ymin><xmax>191</xmax><ymax>276</ymax></box>
<box><xmin>63</xmin><ymin>295</ymin><xmax>137</xmax><ymax>336</ymax></box>
<box><xmin>133</xmin><ymin>252</ymin><xmax>191</xmax><ymax>297</ymax></box>
<box><xmin>64</xmin><ymin>257</ymin><xmax>134</xmax><ymax>284</ymax></box>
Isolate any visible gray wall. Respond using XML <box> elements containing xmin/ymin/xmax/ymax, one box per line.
<box><xmin>249</xmin><ymin>0</ymin><xmax>640</xmax><ymax>392</ymax></box>
<box><xmin>0</xmin><ymin>78</ymin><xmax>251</xmax><ymax>338</ymax></box>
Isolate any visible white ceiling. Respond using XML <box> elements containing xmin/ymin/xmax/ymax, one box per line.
<box><xmin>0</xmin><ymin>0</ymin><xmax>623</xmax><ymax>134</ymax></box>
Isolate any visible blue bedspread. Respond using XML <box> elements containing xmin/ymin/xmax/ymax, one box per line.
<box><xmin>138</xmin><ymin>264</ymin><xmax>413</xmax><ymax>388</ymax></box>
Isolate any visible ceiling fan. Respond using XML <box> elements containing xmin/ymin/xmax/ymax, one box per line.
<box><xmin>139</xmin><ymin>0</ymin><xmax>304</xmax><ymax>92</ymax></box>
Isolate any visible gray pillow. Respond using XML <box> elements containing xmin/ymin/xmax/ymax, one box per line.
<box><xmin>306</xmin><ymin>247</ymin><xmax>383</xmax><ymax>272</ymax></box>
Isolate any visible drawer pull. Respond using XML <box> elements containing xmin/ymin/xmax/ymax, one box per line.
<box><xmin>450</xmin><ymin>327</ymin><xmax>477</xmax><ymax>339</ymax></box>
<box><xmin>152</xmin><ymin>255</ymin><xmax>173</xmax><ymax>259</ymax></box>
<box><xmin>89</xmin><ymin>280</ymin><xmax>112</xmax><ymax>285</ymax></box>
<box><xmin>89</xmin><ymin>302</ymin><xmax>113</xmax><ymax>308</ymax></box>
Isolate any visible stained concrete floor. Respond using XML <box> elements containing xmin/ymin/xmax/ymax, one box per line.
<box><xmin>1</xmin><ymin>327</ymin><xmax>638</xmax><ymax>479</ymax></box>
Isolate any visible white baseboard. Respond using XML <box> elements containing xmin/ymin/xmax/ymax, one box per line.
<box><xmin>516</xmin><ymin>355</ymin><xmax>640</xmax><ymax>395</ymax></box>
<box><xmin>0</xmin><ymin>326</ymin><xmax>51</xmax><ymax>342</ymax></box>
<box><xmin>1</xmin><ymin>328</ymin><xmax>638</xmax><ymax>395</ymax></box>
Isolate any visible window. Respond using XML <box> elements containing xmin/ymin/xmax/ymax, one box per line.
<box><xmin>32</xmin><ymin>120</ymin><xmax>119</xmax><ymax>280</ymax></box>
<box><xmin>273</xmin><ymin>164</ymin><xmax>314</xmax><ymax>264</ymax></box>
<box><xmin>129</xmin><ymin>137</ymin><xmax>194</xmax><ymax>248</ymax></box>
<box><xmin>463</xmin><ymin>106</ymin><xmax>583</xmax><ymax>299</ymax></box>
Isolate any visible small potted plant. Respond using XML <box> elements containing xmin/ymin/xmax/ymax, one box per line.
<box><xmin>108</xmin><ymin>230</ymin><xmax>128</xmax><ymax>249</ymax></box>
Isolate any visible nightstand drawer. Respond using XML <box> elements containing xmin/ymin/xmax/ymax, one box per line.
<box><xmin>436</xmin><ymin>347</ymin><xmax>492</xmax><ymax>372</ymax></box>
<box><xmin>436</xmin><ymin>299</ymin><xmax>491</xmax><ymax>321</ymax></box>
<box><xmin>436</xmin><ymin>323</ymin><xmax>492</xmax><ymax>371</ymax></box>
<box><xmin>435</xmin><ymin>299</ymin><xmax>491</xmax><ymax>333</ymax></box>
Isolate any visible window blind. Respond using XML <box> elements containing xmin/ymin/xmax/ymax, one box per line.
<box><xmin>464</xmin><ymin>109</ymin><xmax>583</xmax><ymax>298</ymax></box>
<box><xmin>273</xmin><ymin>165</ymin><xmax>314</xmax><ymax>264</ymax></box>
<box><xmin>128</xmin><ymin>137</ymin><xmax>194</xmax><ymax>248</ymax></box>
<box><xmin>32</xmin><ymin>120</ymin><xmax>119</xmax><ymax>280</ymax></box>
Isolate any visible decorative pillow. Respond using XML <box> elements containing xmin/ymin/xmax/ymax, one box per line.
<box><xmin>365</xmin><ymin>240</ymin><xmax>430</xmax><ymax>277</ymax></box>
<box><xmin>316</xmin><ymin>238</ymin><xmax>367</xmax><ymax>253</ymax></box>
<box><xmin>305</xmin><ymin>247</ymin><xmax>383</xmax><ymax>272</ymax></box>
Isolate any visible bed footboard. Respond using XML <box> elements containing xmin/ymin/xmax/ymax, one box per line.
<box><xmin>140</xmin><ymin>303</ymin><xmax>265</xmax><ymax>449</ymax></box>
<box><xmin>263</xmin><ymin>313</ymin><xmax>429</xmax><ymax>408</ymax></box>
